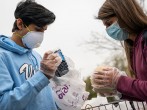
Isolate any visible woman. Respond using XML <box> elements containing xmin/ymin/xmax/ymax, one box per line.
<box><xmin>91</xmin><ymin>0</ymin><xmax>147</xmax><ymax>101</ymax></box>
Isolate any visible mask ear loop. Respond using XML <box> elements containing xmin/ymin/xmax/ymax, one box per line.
<box><xmin>14</xmin><ymin>33</ymin><xmax>23</xmax><ymax>38</ymax></box>
<box><xmin>13</xmin><ymin>19</ymin><xmax>23</xmax><ymax>37</ymax></box>
<box><xmin>14</xmin><ymin>24</ymin><xmax>31</xmax><ymax>38</ymax></box>
<box><xmin>24</xmin><ymin>24</ymin><xmax>31</xmax><ymax>32</ymax></box>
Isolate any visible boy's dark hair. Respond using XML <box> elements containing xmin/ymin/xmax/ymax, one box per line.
<box><xmin>12</xmin><ymin>0</ymin><xmax>56</xmax><ymax>32</ymax></box>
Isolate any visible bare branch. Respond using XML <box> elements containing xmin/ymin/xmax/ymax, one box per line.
<box><xmin>84</xmin><ymin>31</ymin><xmax>123</xmax><ymax>52</ymax></box>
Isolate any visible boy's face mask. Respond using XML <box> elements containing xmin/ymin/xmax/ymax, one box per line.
<box><xmin>106</xmin><ymin>22</ymin><xmax>129</xmax><ymax>41</ymax></box>
<box><xmin>22</xmin><ymin>26</ymin><xmax>44</xmax><ymax>49</ymax></box>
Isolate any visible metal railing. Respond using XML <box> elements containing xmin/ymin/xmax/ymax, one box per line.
<box><xmin>81</xmin><ymin>100</ymin><xmax>146</xmax><ymax>110</ymax></box>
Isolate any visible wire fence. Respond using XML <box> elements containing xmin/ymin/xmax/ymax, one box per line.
<box><xmin>81</xmin><ymin>100</ymin><xmax>146</xmax><ymax>110</ymax></box>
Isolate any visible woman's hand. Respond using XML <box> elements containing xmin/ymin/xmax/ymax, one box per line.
<box><xmin>91</xmin><ymin>67</ymin><xmax>122</xmax><ymax>96</ymax></box>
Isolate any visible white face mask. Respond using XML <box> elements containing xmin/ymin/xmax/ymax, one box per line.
<box><xmin>22</xmin><ymin>31</ymin><xmax>44</xmax><ymax>49</ymax></box>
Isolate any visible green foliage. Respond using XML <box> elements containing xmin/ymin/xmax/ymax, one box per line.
<box><xmin>84</xmin><ymin>76</ymin><xmax>97</xmax><ymax>100</ymax></box>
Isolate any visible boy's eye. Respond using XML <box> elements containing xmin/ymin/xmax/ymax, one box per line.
<box><xmin>35</xmin><ymin>26</ymin><xmax>44</xmax><ymax>31</ymax></box>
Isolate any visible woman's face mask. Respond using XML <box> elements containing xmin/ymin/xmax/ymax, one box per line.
<box><xmin>21</xmin><ymin>26</ymin><xmax>44</xmax><ymax>49</ymax></box>
<box><xmin>106</xmin><ymin>22</ymin><xmax>129</xmax><ymax>41</ymax></box>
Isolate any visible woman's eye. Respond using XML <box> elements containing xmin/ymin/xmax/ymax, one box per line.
<box><xmin>106</xmin><ymin>23</ymin><xmax>112</xmax><ymax>27</ymax></box>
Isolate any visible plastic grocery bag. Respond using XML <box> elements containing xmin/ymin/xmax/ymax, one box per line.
<box><xmin>49</xmin><ymin>57</ymin><xmax>89</xmax><ymax>110</ymax></box>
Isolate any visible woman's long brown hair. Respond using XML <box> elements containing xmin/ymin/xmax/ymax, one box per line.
<box><xmin>97</xmin><ymin>0</ymin><xmax>147</xmax><ymax>77</ymax></box>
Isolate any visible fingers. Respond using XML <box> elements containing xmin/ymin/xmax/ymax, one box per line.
<box><xmin>93</xmin><ymin>69</ymin><xmax>116</xmax><ymax>80</ymax></box>
<box><xmin>41</xmin><ymin>51</ymin><xmax>62</xmax><ymax>79</ymax></box>
<box><xmin>43</xmin><ymin>51</ymin><xmax>53</xmax><ymax>60</ymax></box>
<box><xmin>92</xmin><ymin>71</ymin><xmax>110</xmax><ymax>80</ymax></box>
<box><xmin>91</xmin><ymin>66</ymin><xmax>120</xmax><ymax>96</ymax></box>
<box><xmin>103</xmin><ymin>67</ymin><xmax>113</xmax><ymax>71</ymax></box>
<box><xmin>43</xmin><ymin>51</ymin><xmax>61</xmax><ymax>62</ymax></box>
<box><xmin>43</xmin><ymin>50</ymin><xmax>61</xmax><ymax>60</ymax></box>
<box><xmin>91</xmin><ymin>67</ymin><xmax>120</xmax><ymax>89</ymax></box>
<box><xmin>42</xmin><ymin>54</ymin><xmax>61</xmax><ymax>68</ymax></box>
<box><xmin>91</xmin><ymin>71</ymin><xmax>112</xmax><ymax>87</ymax></box>
<box><xmin>47</xmin><ymin>53</ymin><xmax>58</xmax><ymax>60</ymax></box>
<box><xmin>54</xmin><ymin>56</ymin><xmax>62</xmax><ymax>66</ymax></box>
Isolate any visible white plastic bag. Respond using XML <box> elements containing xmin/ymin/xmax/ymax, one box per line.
<box><xmin>49</xmin><ymin>57</ymin><xmax>89</xmax><ymax>110</ymax></box>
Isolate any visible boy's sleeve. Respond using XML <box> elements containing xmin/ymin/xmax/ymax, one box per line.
<box><xmin>0</xmin><ymin>54</ymin><xmax>49</xmax><ymax>110</ymax></box>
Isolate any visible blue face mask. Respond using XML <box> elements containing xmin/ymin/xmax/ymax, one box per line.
<box><xmin>106</xmin><ymin>22</ymin><xmax>129</xmax><ymax>41</ymax></box>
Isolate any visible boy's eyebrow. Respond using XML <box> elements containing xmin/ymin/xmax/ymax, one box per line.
<box><xmin>35</xmin><ymin>26</ymin><xmax>47</xmax><ymax>30</ymax></box>
<box><xmin>35</xmin><ymin>26</ymin><xmax>43</xmax><ymax>30</ymax></box>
